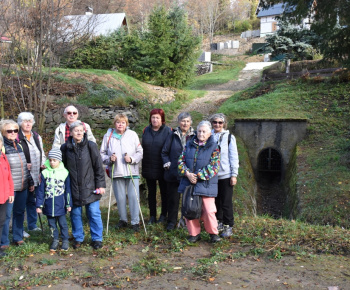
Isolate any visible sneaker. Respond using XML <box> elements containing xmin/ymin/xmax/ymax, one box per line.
<box><xmin>157</xmin><ymin>215</ymin><xmax>166</xmax><ymax>224</ymax></box>
<box><xmin>14</xmin><ymin>240</ymin><xmax>25</xmax><ymax>246</ymax></box>
<box><xmin>210</xmin><ymin>234</ymin><xmax>221</xmax><ymax>243</ymax></box>
<box><xmin>187</xmin><ymin>234</ymin><xmax>201</xmax><ymax>243</ymax></box>
<box><xmin>220</xmin><ymin>225</ymin><xmax>233</xmax><ymax>238</ymax></box>
<box><xmin>166</xmin><ymin>223</ymin><xmax>175</xmax><ymax>232</ymax></box>
<box><xmin>115</xmin><ymin>220</ymin><xmax>128</xmax><ymax>229</ymax></box>
<box><xmin>92</xmin><ymin>241</ymin><xmax>103</xmax><ymax>250</ymax></box>
<box><xmin>148</xmin><ymin>216</ymin><xmax>156</xmax><ymax>225</ymax></box>
<box><xmin>132</xmin><ymin>224</ymin><xmax>140</xmax><ymax>232</ymax></box>
<box><xmin>0</xmin><ymin>245</ymin><xmax>9</xmax><ymax>250</ymax></box>
<box><xmin>23</xmin><ymin>231</ymin><xmax>30</xmax><ymax>238</ymax></box>
<box><xmin>73</xmin><ymin>241</ymin><xmax>81</xmax><ymax>249</ymax></box>
<box><xmin>30</xmin><ymin>227</ymin><xmax>42</xmax><ymax>232</ymax></box>
<box><xmin>217</xmin><ymin>222</ymin><xmax>224</xmax><ymax>232</ymax></box>
<box><xmin>177</xmin><ymin>217</ymin><xmax>186</xmax><ymax>228</ymax></box>
<box><xmin>61</xmin><ymin>240</ymin><xmax>69</xmax><ymax>251</ymax></box>
<box><xmin>50</xmin><ymin>240</ymin><xmax>59</xmax><ymax>251</ymax></box>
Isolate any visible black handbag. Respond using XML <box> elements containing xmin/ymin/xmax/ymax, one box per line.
<box><xmin>182</xmin><ymin>184</ymin><xmax>202</xmax><ymax>220</ymax></box>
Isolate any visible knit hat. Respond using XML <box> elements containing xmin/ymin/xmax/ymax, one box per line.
<box><xmin>48</xmin><ymin>148</ymin><xmax>62</xmax><ymax>162</ymax></box>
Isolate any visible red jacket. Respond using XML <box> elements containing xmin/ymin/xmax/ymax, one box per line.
<box><xmin>0</xmin><ymin>152</ymin><xmax>14</xmax><ymax>204</ymax></box>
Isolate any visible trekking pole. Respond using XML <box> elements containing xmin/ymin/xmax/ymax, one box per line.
<box><xmin>38</xmin><ymin>213</ymin><xmax>44</xmax><ymax>234</ymax></box>
<box><xmin>106</xmin><ymin>160</ymin><xmax>115</xmax><ymax>235</ymax></box>
<box><xmin>125</xmin><ymin>154</ymin><xmax>147</xmax><ymax>235</ymax></box>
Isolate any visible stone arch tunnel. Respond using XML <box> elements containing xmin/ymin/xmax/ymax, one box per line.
<box><xmin>233</xmin><ymin>119</ymin><xmax>307</xmax><ymax>218</ymax></box>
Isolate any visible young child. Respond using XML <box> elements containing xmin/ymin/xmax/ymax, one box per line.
<box><xmin>36</xmin><ymin>148</ymin><xmax>72</xmax><ymax>251</ymax></box>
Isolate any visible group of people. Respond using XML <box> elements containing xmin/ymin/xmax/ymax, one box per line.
<box><xmin>0</xmin><ymin>104</ymin><xmax>239</xmax><ymax>256</ymax></box>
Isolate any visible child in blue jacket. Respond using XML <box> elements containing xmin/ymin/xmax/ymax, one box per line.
<box><xmin>36</xmin><ymin>148</ymin><xmax>72</xmax><ymax>251</ymax></box>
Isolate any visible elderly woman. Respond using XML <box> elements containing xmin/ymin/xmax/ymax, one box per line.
<box><xmin>210</xmin><ymin>113</ymin><xmax>239</xmax><ymax>238</ymax></box>
<box><xmin>161</xmin><ymin>112</ymin><xmax>195</xmax><ymax>231</ymax></box>
<box><xmin>17</xmin><ymin>112</ymin><xmax>46</xmax><ymax>234</ymax></box>
<box><xmin>142</xmin><ymin>109</ymin><xmax>172</xmax><ymax>224</ymax></box>
<box><xmin>178</xmin><ymin>121</ymin><xmax>221</xmax><ymax>243</ymax></box>
<box><xmin>61</xmin><ymin>121</ymin><xmax>106</xmax><ymax>250</ymax></box>
<box><xmin>100</xmin><ymin>113</ymin><xmax>143</xmax><ymax>232</ymax></box>
<box><xmin>0</xmin><ymin>135</ymin><xmax>14</xmax><ymax>257</ymax></box>
<box><xmin>0</xmin><ymin>120</ymin><xmax>34</xmax><ymax>248</ymax></box>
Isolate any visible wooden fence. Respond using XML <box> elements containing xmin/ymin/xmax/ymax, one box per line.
<box><xmin>262</xmin><ymin>68</ymin><xmax>342</xmax><ymax>82</ymax></box>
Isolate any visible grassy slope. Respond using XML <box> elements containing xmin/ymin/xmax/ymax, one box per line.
<box><xmin>220</xmin><ymin>79</ymin><xmax>350</xmax><ymax>228</ymax></box>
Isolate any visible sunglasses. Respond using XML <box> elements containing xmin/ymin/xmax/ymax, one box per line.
<box><xmin>212</xmin><ymin>121</ymin><xmax>224</xmax><ymax>125</ymax></box>
<box><xmin>7</xmin><ymin>129</ymin><xmax>19</xmax><ymax>134</ymax></box>
<box><xmin>67</xmin><ymin>111</ymin><xmax>78</xmax><ymax>115</ymax></box>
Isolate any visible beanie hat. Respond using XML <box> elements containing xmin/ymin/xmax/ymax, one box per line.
<box><xmin>48</xmin><ymin>148</ymin><xmax>62</xmax><ymax>162</ymax></box>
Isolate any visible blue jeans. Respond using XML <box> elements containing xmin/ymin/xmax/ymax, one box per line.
<box><xmin>1</xmin><ymin>198</ymin><xmax>13</xmax><ymax>246</ymax></box>
<box><xmin>112</xmin><ymin>178</ymin><xmax>140</xmax><ymax>225</ymax></box>
<box><xmin>26</xmin><ymin>188</ymin><xmax>38</xmax><ymax>230</ymax></box>
<box><xmin>47</xmin><ymin>215</ymin><xmax>69</xmax><ymax>241</ymax></box>
<box><xmin>70</xmin><ymin>200</ymin><xmax>103</xmax><ymax>242</ymax></box>
<box><xmin>12</xmin><ymin>189</ymin><xmax>28</xmax><ymax>242</ymax></box>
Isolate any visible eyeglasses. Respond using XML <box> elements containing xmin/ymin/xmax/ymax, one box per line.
<box><xmin>66</xmin><ymin>111</ymin><xmax>78</xmax><ymax>115</ymax></box>
<box><xmin>6</xmin><ymin>129</ymin><xmax>19</xmax><ymax>134</ymax></box>
<box><xmin>212</xmin><ymin>121</ymin><xmax>224</xmax><ymax>125</ymax></box>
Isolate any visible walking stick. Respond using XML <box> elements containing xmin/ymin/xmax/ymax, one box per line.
<box><xmin>106</xmin><ymin>162</ymin><xmax>115</xmax><ymax>235</ymax></box>
<box><xmin>38</xmin><ymin>213</ymin><xmax>44</xmax><ymax>234</ymax></box>
<box><xmin>126</xmin><ymin>156</ymin><xmax>147</xmax><ymax>235</ymax></box>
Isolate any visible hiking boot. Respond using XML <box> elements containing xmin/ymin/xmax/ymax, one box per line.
<box><xmin>157</xmin><ymin>215</ymin><xmax>166</xmax><ymax>223</ymax></box>
<box><xmin>73</xmin><ymin>241</ymin><xmax>81</xmax><ymax>249</ymax></box>
<box><xmin>210</xmin><ymin>234</ymin><xmax>221</xmax><ymax>243</ymax></box>
<box><xmin>92</xmin><ymin>241</ymin><xmax>103</xmax><ymax>250</ymax></box>
<box><xmin>217</xmin><ymin>221</ymin><xmax>224</xmax><ymax>232</ymax></box>
<box><xmin>61</xmin><ymin>240</ymin><xmax>69</xmax><ymax>251</ymax></box>
<box><xmin>132</xmin><ymin>224</ymin><xmax>140</xmax><ymax>232</ymax></box>
<box><xmin>23</xmin><ymin>231</ymin><xmax>30</xmax><ymax>238</ymax></box>
<box><xmin>187</xmin><ymin>234</ymin><xmax>201</xmax><ymax>243</ymax></box>
<box><xmin>148</xmin><ymin>216</ymin><xmax>156</xmax><ymax>224</ymax></box>
<box><xmin>50</xmin><ymin>240</ymin><xmax>59</xmax><ymax>251</ymax></box>
<box><xmin>220</xmin><ymin>225</ymin><xmax>233</xmax><ymax>238</ymax></box>
<box><xmin>166</xmin><ymin>223</ymin><xmax>175</xmax><ymax>232</ymax></box>
<box><xmin>115</xmin><ymin>220</ymin><xmax>128</xmax><ymax>229</ymax></box>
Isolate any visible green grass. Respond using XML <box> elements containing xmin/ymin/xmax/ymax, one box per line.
<box><xmin>219</xmin><ymin>79</ymin><xmax>350</xmax><ymax>228</ymax></box>
<box><xmin>185</xmin><ymin>59</ymin><xmax>245</xmax><ymax>90</ymax></box>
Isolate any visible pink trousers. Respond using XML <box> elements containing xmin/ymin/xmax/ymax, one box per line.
<box><xmin>186</xmin><ymin>197</ymin><xmax>218</xmax><ymax>236</ymax></box>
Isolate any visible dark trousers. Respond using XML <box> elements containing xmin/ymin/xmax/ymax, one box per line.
<box><xmin>166</xmin><ymin>181</ymin><xmax>181</xmax><ymax>226</ymax></box>
<box><xmin>0</xmin><ymin>201</ymin><xmax>8</xmax><ymax>242</ymax></box>
<box><xmin>146</xmin><ymin>178</ymin><xmax>167</xmax><ymax>218</ymax></box>
<box><xmin>215</xmin><ymin>178</ymin><xmax>234</xmax><ymax>227</ymax></box>
<box><xmin>26</xmin><ymin>189</ymin><xmax>38</xmax><ymax>230</ymax></box>
<box><xmin>47</xmin><ymin>215</ymin><xmax>69</xmax><ymax>241</ymax></box>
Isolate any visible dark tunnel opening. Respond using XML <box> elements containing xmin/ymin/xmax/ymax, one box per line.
<box><xmin>257</xmin><ymin>148</ymin><xmax>286</xmax><ymax>218</ymax></box>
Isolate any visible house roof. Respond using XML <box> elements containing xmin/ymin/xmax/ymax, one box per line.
<box><xmin>257</xmin><ymin>3</ymin><xmax>295</xmax><ymax>18</ymax></box>
<box><xmin>63</xmin><ymin>13</ymin><xmax>127</xmax><ymax>36</ymax></box>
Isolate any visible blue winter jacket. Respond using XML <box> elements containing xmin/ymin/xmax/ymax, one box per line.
<box><xmin>36</xmin><ymin>160</ymin><xmax>72</xmax><ymax>217</ymax></box>
<box><xmin>178</xmin><ymin>135</ymin><xmax>219</xmax><ymax>197</ymax></box>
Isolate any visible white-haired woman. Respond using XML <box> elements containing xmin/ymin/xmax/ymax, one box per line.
<box><xmin>161</xmin><ymin>112</ymin><xmax>195</xmax><ymax>231</ymax></box>
<box><xmin>61</xmin><ymin>121</ymin><xmax>106</xmax><ymax>250</ymax></box>
<box><xmin>210</xmin><ymin>113</ymin><xmax>239</xmax><ymax>238</ymax></box>
<box><xmin>17</xmin><ymin>112</ymin><xmax>46</xmax><ymax>234</ymax></box>
<box><xmin>178</xmin><ymin>121</ymin><xmax>221</xmax><ymax>243</ymax></box>
<box><xmin>0</xmin><ymin>119</ymin><xmax>34</xmax><ymax>247</ymax></box>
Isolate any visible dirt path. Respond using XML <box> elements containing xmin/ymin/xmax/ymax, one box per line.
<box><xmin>170</xmin><ymin>69</ymin><xmax>262</xmax><ymax>126</ymax></box>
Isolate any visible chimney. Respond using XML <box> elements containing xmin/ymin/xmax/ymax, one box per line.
<box><xmin>85</xmin><ymin>6</ymin><xmax>93</xmax><ymax>15</ymax></box>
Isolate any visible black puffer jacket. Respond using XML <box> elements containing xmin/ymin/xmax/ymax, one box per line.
<box><xmin>142</xmin><ymin>124</ymin><xmax>172</xmax><ymax>180</ymax></box>
<box><xmin>61</xmin><ymin>134</ymin><xmax>106</xmax><ymax>207</ymax></box>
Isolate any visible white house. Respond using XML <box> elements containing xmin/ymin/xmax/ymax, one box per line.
<box><xmin>62</xmin><ymin>12</ymin><xmax>128</xmax><ymax>40</ymax></box>
<box><xmin>256</xmin><ymin>2</ymin><xmax>314</xmax><ymax>37</ymax></box>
